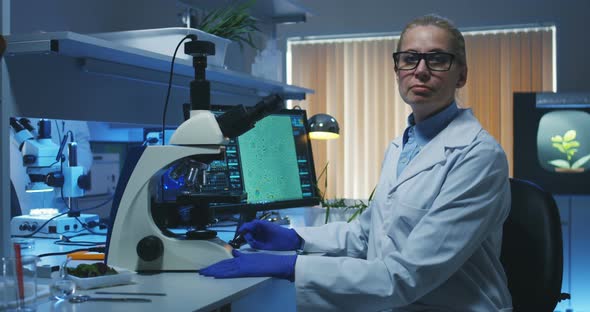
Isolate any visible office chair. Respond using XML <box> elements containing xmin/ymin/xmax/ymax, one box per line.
<box><xmin>500</xmin><ymin>178</ymin><xmax>569</xmax><ymax>312</ymax></box>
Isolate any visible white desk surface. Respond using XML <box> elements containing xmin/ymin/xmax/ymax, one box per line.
<box><xmin>19</xmin><ymin>208</ymin><xmax>310</xmax><ymax>312</ymax></box>
<box><xmin>35</xmin><ymin>272</ymin><xmax>291</xmax><ymax>312</ymax></box>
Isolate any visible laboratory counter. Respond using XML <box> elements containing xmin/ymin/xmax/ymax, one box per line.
<box><xmin>13</xmin><ymin>207</ymin><xmax>312</xmax><ymax>312</ymax></box>
<box><xmin>36</xmin><ymin>271</ymin><xmax>294</xmax><ymax>312</ymax></box>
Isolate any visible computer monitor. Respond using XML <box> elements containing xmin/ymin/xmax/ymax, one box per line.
<box><xmin>210</xmin><ymin>106</ymin><xmax>320</xmax><ymax>215</ymax></box>
<box><xmin>514</xmin><ymin>92</ymin><xmax>590</xmax><ymax>194</ymax></box>
<box><xmin>156</xmin><ymin>107</ymin><xmax>320</xmax><ymax>225</ymax></box>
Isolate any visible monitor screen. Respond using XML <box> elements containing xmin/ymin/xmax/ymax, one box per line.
<box><xmin>513</xmin><ymin>92</ymin><xmax>590</xmax><ymax>194</ymax></box>
<box><xmin>211</xmin><ymin>106</ymin><xmax>320</xmax><ymax>211</ymax></box>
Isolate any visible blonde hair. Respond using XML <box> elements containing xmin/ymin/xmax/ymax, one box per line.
<box><xmin>397</xmin><ymin>14</ymin><xmax>466</xmax><ymax>66</ymax></box>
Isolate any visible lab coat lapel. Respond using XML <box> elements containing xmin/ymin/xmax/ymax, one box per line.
<box><xmin>392</xmin><ymin>134</ymin><xmax>447</xmax><ymax>189</ymax></box>
<box><xmin>386</xmin><ymin>137</ymin><xmax>403</xmax><ymax>190</ymax></box>
<box><xmin>390</xmin><ymin>109</ymin><xmax>481</xmax><ymax>191</ymax></box>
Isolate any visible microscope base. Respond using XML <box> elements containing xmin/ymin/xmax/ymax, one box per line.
<box><xmin>11</xmin><ymin>213</ymin><xmax>100</xmax><ymax>238</ymax></box>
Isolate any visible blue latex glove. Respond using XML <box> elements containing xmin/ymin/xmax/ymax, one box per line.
<box><xmin>199</xmin><ymin>250</ymin><xmax>297</xmax><ymax>281</ymax></box>
<box><xmin>238</xmin><ymin>220</ymin><xmax>302</xmax><ymax>251</ymax></box>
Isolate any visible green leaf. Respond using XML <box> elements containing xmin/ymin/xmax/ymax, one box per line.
<box><xmin>322</xmin><ymin>185</ymin><xmax>375</xmax><ymax>223</ymax></box>
<box><xmin>563</xmin><ymin>141</ymin><xmax>581</xmax><ymax>151</ymax></box>
<box><xmin>548</xmin><ymin>159</ymin><xmax>571</xmax><ymax>168</ymax></box>
<box><xmin>314</xmin><ymin>162</ymin><xmax>329</xmax><ymax>204</ymax></box>
<box><xmin>563</xmin><ymin>130</ymin><xmax>577</xmax><ymax>142</ymax></box>
<box><xmin>368</xmin><ymin>186</ymin><xmax>376</xmax><ymax>201</ymax></box>
<box><xmin>551</xmin><ymin>135</ymin><xmax>563</xmax><ymax>143</ymax></box>
<box><xmin>347</xmin><ymin>209</ymin><xmax>363</xmax><ymax>223</ymax></box>
<box><xmin>195</xmin><ymin>0</ymin><xmax>260</xmax><ymax>49</ymax></box>
<box><xmin>552</xmin><ymin>143</ymin><xmax>566</xmax><ymax>153</ymax></box>
<box><xmin>572</xmin><ymin>154</ymin><xmax>590</xmax><ymax>169</ymax></box>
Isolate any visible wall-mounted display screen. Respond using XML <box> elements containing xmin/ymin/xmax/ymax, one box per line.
<box><xmin>514</xmin><ymin>92</ymin><xmax>590</xmax><ymax>194</ymax></box>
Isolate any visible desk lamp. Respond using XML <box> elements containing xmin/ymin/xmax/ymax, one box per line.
<box><xmin>306</xmin><ymin>112</ymin><xmax>339</xmax><ymax>213</ymax></box>
<box><xmin>308</xmin><ymin>113</ymin><xmax>340</xmax><ymax>140</ymax></box>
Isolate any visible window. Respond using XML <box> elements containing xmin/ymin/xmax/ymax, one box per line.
<box><xmin>288</xmin><ymin>25</ymin><xmax>555</xmax><ymax>199</ymax></box>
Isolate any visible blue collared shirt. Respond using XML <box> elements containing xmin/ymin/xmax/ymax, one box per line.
<box><xmin>397</xmin><ymin>102</ymin><xmax>459</xmax><ymax>177</ymax></box>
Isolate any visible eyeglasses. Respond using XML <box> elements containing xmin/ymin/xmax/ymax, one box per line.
<box><xmin>392</xmin><ymin>51</ymin><xmax>455</xmax><ymax>72</ymax></box>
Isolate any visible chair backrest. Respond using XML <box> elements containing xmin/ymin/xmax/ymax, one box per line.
<box><xmin>500</xmin><ymin>178</ymin><xmax>564</xmax><ymax>312</ymax></box>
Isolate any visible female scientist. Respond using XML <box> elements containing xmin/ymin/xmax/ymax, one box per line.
<box><xmin>200</xmin><ymin>14</ymin><xmax>512</xmax><ymax>312</ymax></box>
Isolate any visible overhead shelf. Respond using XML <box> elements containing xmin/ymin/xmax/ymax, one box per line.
<box><xmin>6</xmin><ymin>31</ymin><xmax>311</xmax><ymax>99</ymax></box>
<box><xmin>4</xmin><ymin>31</ymin><xmax>313</xmax><ymax>125</ymax></box>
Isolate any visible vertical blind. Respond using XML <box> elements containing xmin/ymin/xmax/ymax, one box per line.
<box><xmin>288</xmin><ymin>27</ymin><xmax>554</xmax><ymax>200</ymax></box>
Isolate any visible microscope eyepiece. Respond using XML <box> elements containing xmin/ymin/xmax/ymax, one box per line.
<box><xmin>37</xmin><ymin>119</ymin><xmax>51</xmax><ymax>139</ymax></box>
<box><xmin>216</xmin><ymin>94</ymin><xmax>284</xmax><ymax>138</ymax></box>
<box><xmin>9</xmin><ymin>117</ymin><xmax>24</xmax><ymax>132</ymax></box>
<box><xmin>19</xmin><ymin>118</ymin><xmax>35</xmax><ymax>132</ymax></box>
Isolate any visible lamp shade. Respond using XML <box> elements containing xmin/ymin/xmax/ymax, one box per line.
<box><xmin>308</xmin><ymin>113</ymin><xmax>340</xmax><ymax>140</ymax></box>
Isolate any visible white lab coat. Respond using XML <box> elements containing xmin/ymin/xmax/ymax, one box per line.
<box><xmin>10</xmin><ymin>119</ymin><xmax>93</xmax><ymax>215</ymax></box>
<box><xmin>294</xmin><ymin>109</ymin><xmax>512</xmax><ymax>312</ymax></box>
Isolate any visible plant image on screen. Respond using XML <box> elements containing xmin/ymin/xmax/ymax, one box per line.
<box><xmin>549</xmin><ymin>130</ymin><xmax>590</xmax><ymax>172</ymax></box>
<box><xmin>537</xmin><ymin>110</ymin><xmax>590</xmax><ymax>174</ymax></box>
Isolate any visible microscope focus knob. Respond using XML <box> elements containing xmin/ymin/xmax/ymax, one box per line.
<box><xmin>136</xmin><ymin>236</ymin><xmax>164</xmax><ymax>262</ymax></box>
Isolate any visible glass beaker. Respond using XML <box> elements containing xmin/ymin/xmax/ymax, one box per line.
<box><xmin>2</xmin><ymin>255</ymin><xmax>40</xmax><ymax>312</ymax></box>
<box><xmin>49</xmin><ymin>257</ymin><xmax>76</xmax><ymax>300</ymax></box>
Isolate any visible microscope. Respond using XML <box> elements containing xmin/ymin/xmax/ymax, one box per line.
<box><xmin>10</xmin><ymin>117</ymin><xmax>89</xmax><ymax>199</ymax></box>
<box><xmin>106</xmin><ymin>36</ymin><xmax>284</xmax><ymax>272</ymax></box>
<box><xmin>9</xmin><ymin>118</ymin><xmax>95</xmax><ymax>237</ymax></box>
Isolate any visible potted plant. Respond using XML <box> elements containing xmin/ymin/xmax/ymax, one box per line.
<box><xmin>194</xmin><ymin>0</ymin><xmax>261</xmax><ymax>49</ymax></box>
<box><xmin>549</xmin><ymin>129</ymin><xmax>590</xmax><ymax>172</ymax></box>
<box><xmin>307</xmin><ymin>162</ymin><xmax>375</xmax><ymax>225</ymax></box>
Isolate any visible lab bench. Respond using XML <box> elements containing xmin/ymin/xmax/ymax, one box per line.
<box><xmin>1</xmin><ymin>3</ymin><xmax>315</xmax><ymax>310</ymax></box>
<box><xmin>18</xmin><ymin>208</ymin><xmax>311</xmax><ymax>311</ymax></box>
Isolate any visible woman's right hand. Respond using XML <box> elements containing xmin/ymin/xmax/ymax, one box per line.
<box><xmin>238</xmin><ymin>220</ymin><xmax>302</xmax><ymax>251</ymax></box>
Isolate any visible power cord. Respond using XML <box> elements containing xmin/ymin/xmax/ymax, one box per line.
<box><xmin>11</xmin><ymin>212</ymin><xmax>68</xmax><ymax>238</ymax></box>
<box><xmin>162</xmin><ymin>34</ymin><xmax>198</xmax><ymax>146</ymax></box>
<box><xmin>73</xmin><ymin>216</ymin><xmax>106</xmax><ymax>236</ymax></box>
<box><xmin>54</xmin><ymin>235</ymin><xmax>102</xmax><ymax>247</ymax></box>
<box><xmin>37</xmin><ymin>246</ymin><xmax>105</xmax><ymax>258</ymax></box>
<box><xmin>11</xmin><ymin>197</ymin><xmax>113</xmax><ymax>238</ymax></box>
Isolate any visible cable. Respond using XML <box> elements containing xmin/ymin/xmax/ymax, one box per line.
<box><xmin>73</xmin><ymin>216</ymin><xmax>106</xmax><ymax>236</ymax></box>
<box><xmin>37</xmin><ymin>246</ymin><xmax>105</xmax><ymax>258</ymax></box>
<box><xmin>11</xmin><ymin>212</ymin><xmax>68</xmax><ymax>238</ymax></box>
<box><xmin>53</xmin><ymin>119</ymin><xmax>62</xmax><ymax>142</ymax></box>
<box><xmin>11</xmin><ymin>196</ymin><xmax>114</xmax><ymax>239</ymax></box>
<box><xmin>60</xmin><ymin>232</ymin><xmax>104</xmax><ymax>241</ymax></box>
<box><xmin>78</xmin><ymin>196</ymin><xmax>114</xmax><ymax>212</ymax></box>
<box><xmin>162</xmin><ymin>34</ymin><xmax>196</xmax><ymax>146</ymax></box>
<box><xmin>66</xmin><ymin>130</ymin><xmax>74</xmax><ymax>142</ymax></box>
<box><xmin>54</xmin><ymin>238</ymin><xmax>101</xmax><ymax>247</ymax></box>
<box><xmin>29</xmin><ymin>160</ymin><xmax>60</xmax><ymax>169</ymax></box>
